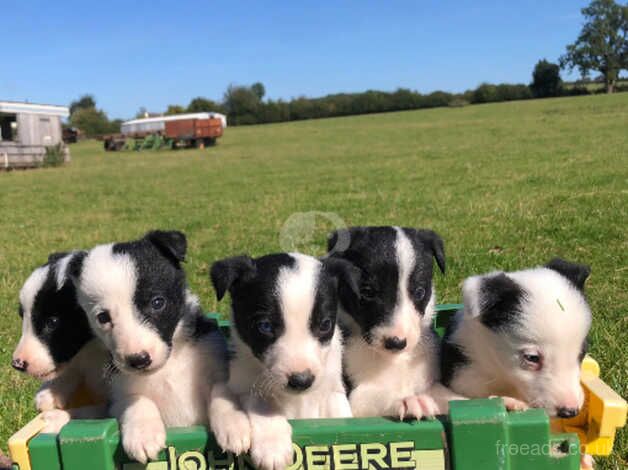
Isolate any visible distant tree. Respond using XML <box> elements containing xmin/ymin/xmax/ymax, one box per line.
<box><xmin>187</xmin><ymin>97</ymin><xmax>220</xmax><ymax>113</ymax></box>
<box><xmin>135</xmin><ymin>107</ymin><xmax>148</xmax><ymax>119</ymax></box>
<box><xmin>530</xmin><ymin>60</ymin><xmax>563</xmax><ymax>97</ymax></box>
<box><xmin>223</xmin><ymin>85</ymin><xmax>261</xmax><ymax>124</ymax></box>
<box><xmin>251</xmin><ymin>82</ymin><xmax>266</xmax><ymax>100</ymax></box>
<box><xmin>69</xmin><ymin>107</ymin><xmax>111</xmax><ymax>137</ymax></box>
<box><xmin>560</xmin><ymin>0</ymin><xmax>628</xmax><ymax>93</ymax></box>
<box><xmin>69</xmin><ymin>94</ymin><xmax>96</xmax><ymax>116</ymax></box>
<box><xmin>165</xmin><ymin>104</ymin><xmax>186</xmax><ymax>115</ymax></box>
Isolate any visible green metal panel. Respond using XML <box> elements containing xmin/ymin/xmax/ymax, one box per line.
<box><xmin>59</xmin><ymin>419</ymin><xmax>120</xmax><ymax>470</ymax></box>
<box><xmin>29</xmin><ymin>433</ymin><xmax>61</xmax><ymax>470</ymax></box>
<box><xmin>448</xmin><ymin>399</ymin><xmax>580</xmax><ymax>470</ymax></box>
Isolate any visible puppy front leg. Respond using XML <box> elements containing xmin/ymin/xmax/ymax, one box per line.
<box><xmin>246</xmin><ymin>396</ymin><xmax>293</xmax><ymax>470</ymax></box>
<box><xmin>349</xmin><ymin>384</ymin><xmax>397</xmax><ymax>418</ymax></box>
<box><xmin>35</xmin><ymin>372</ymin><xmax>81</xmax><ymax>411</ymax></box>
<box><xmin>41</xmin><ymin>404</ymin><xmax>110</xmax><ymax>434</ymax></box>
<box><xmin>326</xmin><ymin>391</ymin><xmax>353</xmax><ymax>418</ymax></box>
<box><xmin>111</xmin><ymin>395</ymin><xmax>166</xmax><ymax>464</ymax></box>
<box><xmin>208</xmin><ymin>383</ymin><xmax>251</xmax><ymax>455</ymax></box>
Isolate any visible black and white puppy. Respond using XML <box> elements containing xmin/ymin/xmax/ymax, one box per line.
<box><xmin>12</xmin><ymin>251</ymin><xmax>109</xmax><ymax>431</ymax></box>
<box><xmin>326</xmin><ymin>226</ymin><xmax>446</xmax><ymax>420</ymax></box>
<box><xmin>69</xmin><ymin>230</ymin><xmax>228</xmax><ymax>464</ymax></box>
<box><xmin>209</xmin><ymin>253</ymin><xmax>356</xmax><ymax>470</ymax></box>
<box><xmin>440</xmin><ymin>258</ymin><xmax>592</xmax><ymax>418</ymax></box>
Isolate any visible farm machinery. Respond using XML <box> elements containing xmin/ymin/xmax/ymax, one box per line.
<box><xmin>103</xmin><ymin>113</ymin><xmax>225</xmax><ymax>151</ymax></box>
<box><xmin>8</xmin><ymin>305</ymin><xmax>627</xmax><ymax>470</ymax></box>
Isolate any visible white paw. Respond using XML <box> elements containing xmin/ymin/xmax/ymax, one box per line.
<box><xmin>250</xmin><ymin>417</ymin><xmax>293</xmax><ymax>470</ymax></box>
<box><xmin>121</xmin><ymin>418</ymin><xmax>166</xmax><ymax>464</ymax></box>
<box><xmin>41</xmin><ymin>410</ymin><xmax>71</xmax><ymax>434</ymax></box>
<box><xmin>580</xmin><ymin>453</ymin><xmax>594</xmax><ymax>469</ymax></box>
<box><xmin>397</xmin><ymin>394</ymin><xmax>439</xmax><ymax>421</ymax></box>
<box><xmin>491</xmin><ymin>395</ymin><xmax>529</xmax><ymax>411</ymax></box>
<box><xmin>212</xmin><ymin>408</ymin><xmax>251</xmax><ymax>455</ymax></box>
<box><xmin>35</xmin><ymin>388</ymin><xmax>61</xmax><ymax>412</ymax></box>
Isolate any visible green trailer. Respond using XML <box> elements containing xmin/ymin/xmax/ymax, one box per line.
<box><xmin>8</xmin><ymin>305</ymin><xmax>627</xmax><ymax>470</ymax></box>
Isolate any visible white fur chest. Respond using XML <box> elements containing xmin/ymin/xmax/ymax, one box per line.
<box><xmin>112</xmin><ymin>338</ymin><xmax>217</xmax><ymax>427</ymax></box>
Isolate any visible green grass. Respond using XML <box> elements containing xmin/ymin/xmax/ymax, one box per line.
<box><xmin>1</xmin><ymin>94</ymin><xmax>626</xmax><ymax>468</ymax></box>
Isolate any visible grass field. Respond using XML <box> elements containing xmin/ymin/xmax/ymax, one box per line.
<box><xmin>1</xmin><ymin>93</ymin><xmax>626</xmax><ymax>468</ymax></box>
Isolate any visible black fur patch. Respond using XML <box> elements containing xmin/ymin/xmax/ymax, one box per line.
<box><xmin>478</xmin><ymin>273</ymin><xmax>528</xmax><ymax>331</ymax></box>
<box><xmin>579</xmin><ymin>338</ymin><xmax>588</xmax><ymax>363</ymax></box>
<box><xmin>27</xmin><ymin>260</ymin><xmax>92</xmax><ymax>365</ymax></box>
<box><xmin>112</xmin><ymin>231</ymin><xmax>188</xmax><ymax>347</ymax></box>
<box><xmin>327</xmin><ymin>226</ymin><xmax>445</xmax><ymax>343</ymax></box>
<box><xmin>439</xmin><ymin>313</ymin><xmax>469</xmax><ymax>387</ymax></box>
<box><xmin>545</xmin><ymin>258</ymin><xmax>591</xmax><ymax>292</ymax></box>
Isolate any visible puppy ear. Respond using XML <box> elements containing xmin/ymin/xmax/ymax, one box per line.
<box><xmin>145</xmin><ymin>230</ymin><xmax>187</xmax><ymax>264</ymax></box>
<box><xmin>545</xmin><ymin>258</ymin><xmax>590</xmax><ymax>292</ymax></box>
<box><xmin>464</xmin><ymin>272</ymin><xmax>526</xmax><ymax>330</ymax></box>
<box><xmin>67</xmin><ymin>251</ymin><xmax>88</xmax><ymax>284</ymax></box>
<box><xmin>414</xmin><ymin>229</ymin><xmax>446</xmax><ymax>274</ymax></box>
<box><xmin>323</xmin><ymin>257</ymin><xmax>361</xmax><ymax>297</ymax></box>
<box><xmin>210</xmin><ymin>256</ymin><xmax>255</xmax><ymax>301</ymax></box>
<box><xmin>48</xmin><ymin>251</ymin><xmax>70</xmax><ymax>265</ymax></box>
<box><xmin>54</xmin><ymin>251</ymin><xmax>86</xmax><ymax>290</ymax></box>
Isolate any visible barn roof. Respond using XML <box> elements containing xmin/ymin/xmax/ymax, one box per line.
<box><xmin>0</xmin><ymin>101</ymin><xmax>69</xmax><ymax>117</ymax></box>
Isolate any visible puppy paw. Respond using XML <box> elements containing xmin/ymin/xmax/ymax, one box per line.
<box><xmin>41</xmin><ymin>410</ymin><xmax>71</xmax><ymax>434</ymax></box>
<box><xmin>35</xmin><ymin>388</ymin><xmax>62</xmax><ymax>411</ymax></box>
<box><xmin>212</xmin><ymin>408</ymin><xmax>251</xmax><ymax>455</ymax></box>
<box><xmin>491</xmin><ymin>395</ymin><xmax>529</xmax><ymax>411</ymax></box>
<box><xmin>250</xmin><ymin>417</ymin><xmax>293</xmax><ymax>470</ymax></box>
<box><xmin>397</xmin><ymin>394</ymin><xmax>440</xmax><ymax>421</ymax></box>
<box><xmin>580</xmin><ymin>453</ymin><xmax>594</xmax><ymax>469</ymax></box>
<box><xmin>121</xmin><ymin>418</ymin><xmax>166</xmax><ymax>464</ymax></box>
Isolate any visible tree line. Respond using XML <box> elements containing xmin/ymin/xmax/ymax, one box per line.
<box><xmin>68</xmin><ymin>0</ymin><xmax>627</xmax><ymax>136</ymax></box>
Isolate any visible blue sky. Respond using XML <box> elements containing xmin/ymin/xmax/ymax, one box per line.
<box><xmin>2</xmin><ymin>0</ymin><xmax>589</xmax><ymax>119</ymax></box>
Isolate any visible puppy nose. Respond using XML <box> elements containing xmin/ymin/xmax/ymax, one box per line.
<box><xmin>126</xmin><ymin>352</ymin><xmax>152</xmax><ymax>370</ymax></box>
<box><xmin>287</xmin><ymin>371</ymin><xmax>315</xmax><ymax>391</ymax></box>
<box><xmin>384</xmin><ymin>336</ymin><xmax>407</xmax><ymax>351</ymax></box>
<box><xmin>556</xmin><ymin>407</ymin><xmax>579</xmax><ymax>418</ymax></box>
<box><xmin>11</xmin><ymin>358</ymin><xmax>28</xmax><ymax>372</ymax></box>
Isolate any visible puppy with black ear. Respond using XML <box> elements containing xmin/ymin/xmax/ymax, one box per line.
<box><xmin>327</xmin><ymin>226</ymin><xmax>446</xmax><ymax>420</ymax></box>
<box><xmin>12</xmin><ymin>251</ymin><xmax>110</xmax><ymax>432</ymax></box>
<box><xmin>69</xmin><ymin>230</ymin><xmax>228</xmax><ymax>464</ymax></box>
<box><xmin>440</xmin><ymin>258</ymin><xmax>592</xmax><ymax>417</ymax></box>
<box><xmin>209</xmin><ymin>253</ymin><xmax>356</xmax><ymax>470</ymax></box>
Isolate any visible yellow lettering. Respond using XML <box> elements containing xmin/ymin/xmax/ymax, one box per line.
<box><xmin>360</xmin><ymin>443</ymin><xmax>388</xmax><ymax>469</ymax></box>
<box><xmin>287</xmin><ymin>443</ymin><xmax>304</xmax><ymax>470</ymax></box>
<box><xmin>178</xmin><ymin>450</ymin><xmax>207</xmax><ymax>470</ymax></box>
<box><xmin>305</xmin><ymin>445</ymin><xmax>330</xmax><ymax>469</ymax></box>
<box><xmin>168</xmin><ymin>447</ymin><xmax>178</xmax><ymax>470</ymax></box>
<box><xmin>332</xmin><ymin>444</ymin><xmax>358</xmax><ymax>470</ymax></box>
<box><xmin>389</xmin><ymin>442</ymin><xmax>415</xmax><ymax>468</ymax></box>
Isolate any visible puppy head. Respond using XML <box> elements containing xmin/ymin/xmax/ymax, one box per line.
<box><xmin>211</xmin><ymin>252</ymin><xmax>359</xmax><ymax>395</ymax></box>
<box><xmin>12</xmin><ymin>251</ymin><xmax>92</xmax><ymax>380</ymax></box>
<box><xmin>327</xmin><ymin>226</ymin><xmax>445</xmax><ymax>355</ymax></box>
<box><xmin>462</xmin><ymin>258</ymin><xmax>592</xmax><ymax>417</ymax></box>
<box><xmin>69</xmin><ymin>230</ymin><xmax>188</xmax><ymax>374</ymax></box>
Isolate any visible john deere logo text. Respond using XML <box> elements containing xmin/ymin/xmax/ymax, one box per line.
<box><xmin>124</xmin><ymin>442</ymin><xmax>445</xmax><ymax>470</ymax></box>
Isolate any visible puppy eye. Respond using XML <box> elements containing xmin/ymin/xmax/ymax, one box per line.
<box><xmin>256</xmin><ymin>319</ymin><xmax>274</xmax><ymax>336</ymax></box>
<box><xmin>151</xmin><ymin>296</ymin><xmax>166</xmax><ymax>311</ymax></box>
<box><xmin>414</xmin><ymin>286</ymin><xmax>426</xmax><ymax>301</ymax></box>
<box><xmin>45</xmin><ymin>316</ymin><xmax>59</xmax><ymax>330</ymax></box>
<box><xmin>319</xmin><ymin>318</ymin><xmax>333</xmax><ymax>334</ymax></box>
<box><xmin>96</xmin><ymin>310</ymin><xmax>112</xmax><ymax>325</ymax></box>
<box><xmin>520</xmin><ymin>351</ymin><xmax>543</xmax><ymax>371</ymax></box>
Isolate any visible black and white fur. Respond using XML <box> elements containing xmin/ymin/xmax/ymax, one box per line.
<box><xmin>69</xmin><ymin>230</ymin><xmax>228</xmax><ymax>463</ymax></box>
<box><xmin>327</xmin><ymin>226</ymin><xmax>446</xmax><ymax>419</ymax></box>
<box><xmin>440</xmin><ymin>258</ymin><xmax>592</xmax><ymax>418</ymax></box>
<box><xmin>209</xmin><ymin>253</ymin><xmax>356</xmax><ymax>470</ymax></box>
<box><xmin>12</xmin><ymin>251</ymin><xmax>109</xmax><ymax>431</ymax></box>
